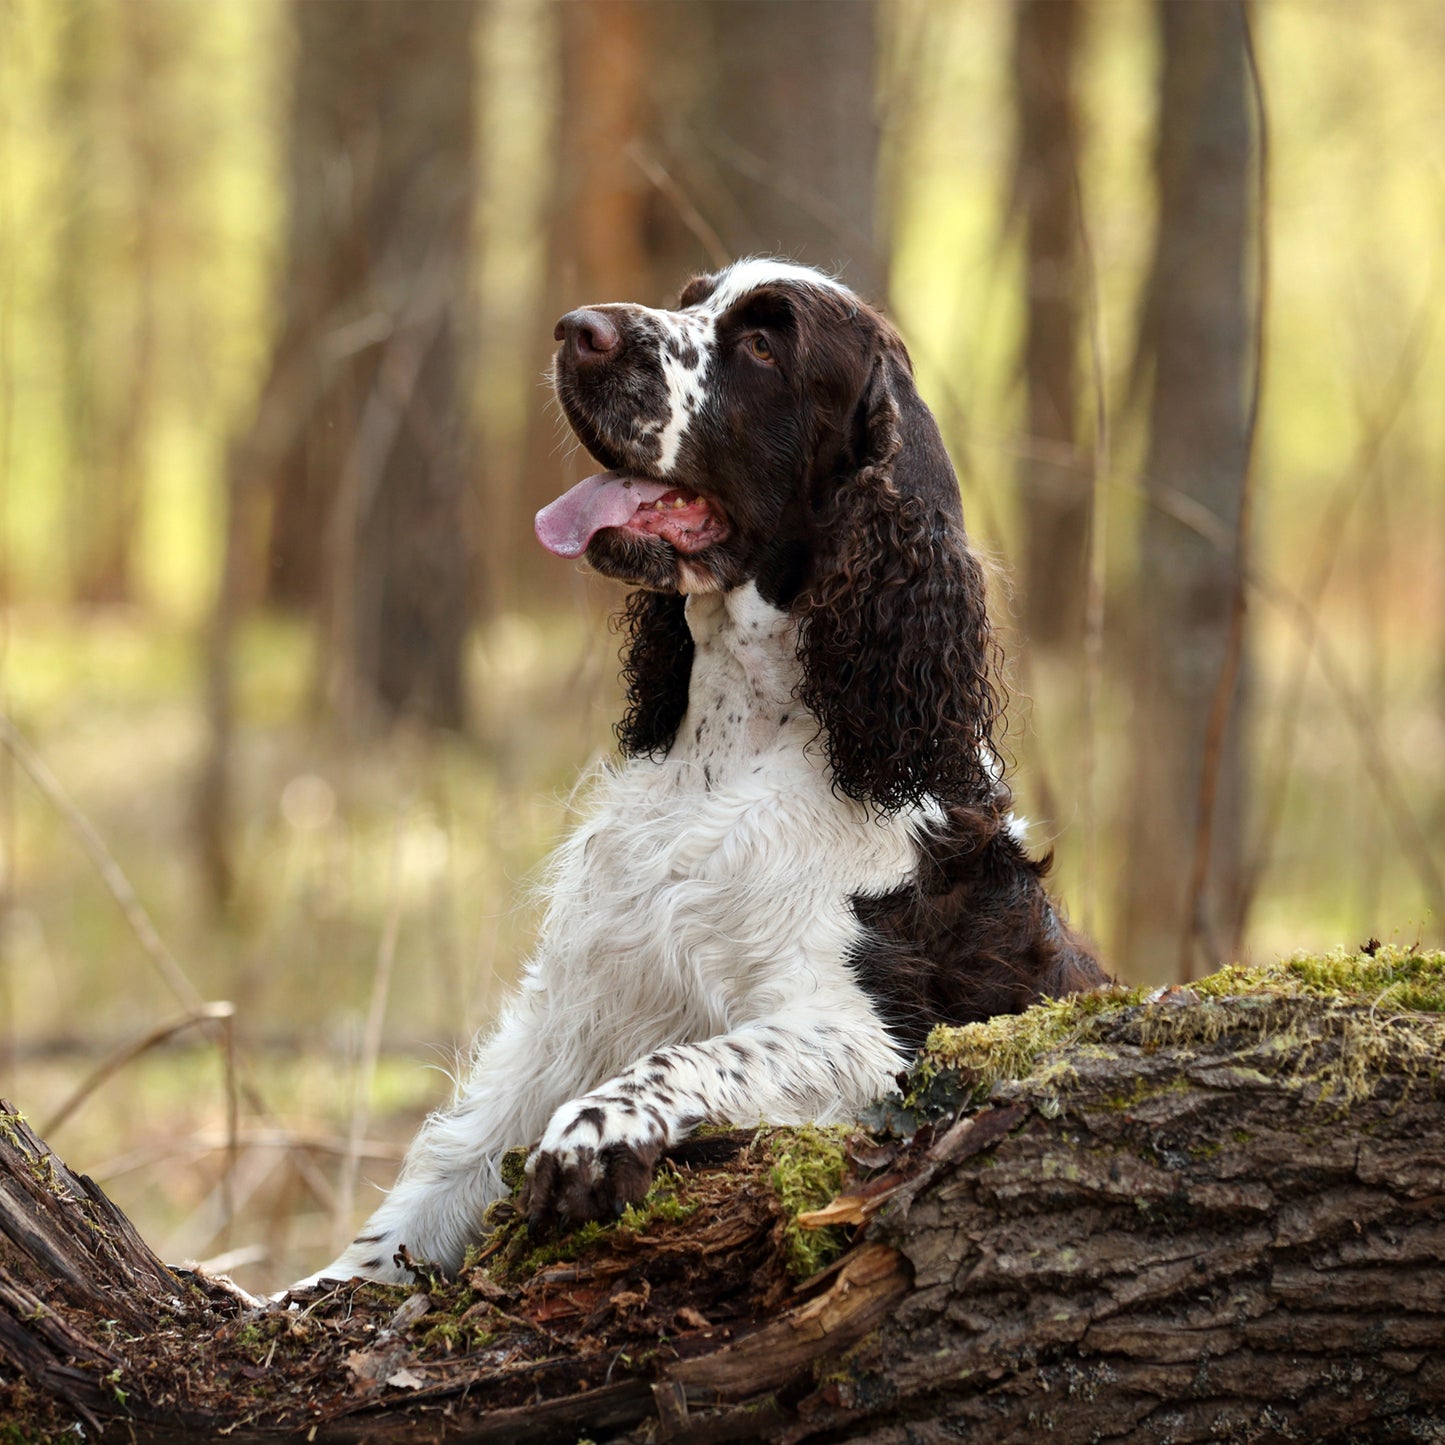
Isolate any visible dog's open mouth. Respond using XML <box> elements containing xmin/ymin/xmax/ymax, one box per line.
<box><xmin>535</xmin><ymin>471</ymin><xmax>729</xmax><ymax>558</ymax></box>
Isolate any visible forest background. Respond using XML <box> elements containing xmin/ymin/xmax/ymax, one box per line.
<box><xmin>0</xmin><ymin>0</ymin><xmax>1442</xmax><ymax>1293</ymax></box>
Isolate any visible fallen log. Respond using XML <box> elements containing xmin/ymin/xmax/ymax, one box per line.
<box><xmin>3</xmin><ymin>949</ymin><xmax>1445</xmax><ymax>1442</ymax></box>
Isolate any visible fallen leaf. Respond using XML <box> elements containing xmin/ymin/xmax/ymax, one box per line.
<box><xmin>796</xmin><ymin>1195</ymin><xmax>868</xmax><ymax>1229</ymax></box>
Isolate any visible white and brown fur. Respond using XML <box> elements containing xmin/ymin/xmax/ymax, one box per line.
<box><xmin>299</xmin><ymin>259</ymin><xmax>1105</xmax><ymax>1287</ymax></box>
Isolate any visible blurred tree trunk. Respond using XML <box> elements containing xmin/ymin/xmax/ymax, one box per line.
<box><xmin>515</xmin><ymin>0</ymin><xmax>660</xmax><ymax>603</ymax></box>
<box><xmin>258</xmin><ymin>0</ymin><xmax>477</xmax><ymax>728</ymax></box>
<box><xmin>688</xmin><ymin>0</ymin><xmax>882</xmax><ymax>296</ymax></box>
<box><xmin>51</xmin><ymin>0</ymin><xmax>100</xmax><ymax>602</ymax></box>
<box><xmin>1118</xmin><ymin>1</ymin><xmax>1252</xmax><ymax>982</ymax></box>
<box><xmin>104</xmin><ymin>0</ymin><xmax>168</xmax><ymax>605</ymax></box>
<box><xmin>1011</xmin><ymin>0</ymin><xmax>1088</xmax><ymax>653</ymax></box>
<box><xmin>198</xmin><ymin>0</ymin><xmax>477</xmax><ymax>906</ymax></box>
<box><xmin>51</xmin><ymin>0</ymin><xmax>119</xmax><ymax>605</ymax></box>
<box><xmin>516</xmin><ymin>0</ymin><xmax>880</xmax><ymax>600</ymax></box>
<box><xmin>51</xmin><ymin>0</ymin><xmax>171</xmax><ymax>606</ymax></box>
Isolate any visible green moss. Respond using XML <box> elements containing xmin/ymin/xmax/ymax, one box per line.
<box><xmin>495</xmin><ymin>1167</ymin><xmax>701</xmax><ymax>1279</ymax></box>
<box><xmin>516</xmin><ymin>1219</ymin><xmax>610</xmax><ymax>1277</ymax></box>
<box><xmin>420</xmin><ymin>1317</ymin><xmax>465</xmax><ymax>1351</ymax></box>
<box><xmin>498</xmin><ymin>1146</ymin><xmax>528</xmax><ymax>1194</ymax></box>
<box><xmin>768</xmin><ymin>1125</ymin><xmax>850</xmax><ymax>1279</ymax></box>
<box><xmin>1094</xmin><ymin>1071</ymin><xmax>1192</xmax><ymax>1112</ymax></box>
<box><xmin>1192</xmin><ymin>947</ymin><xmax>1445</xmax><ymax>1012</ymax></box>
<box><xmin>0</xmin><ymin>1428</ymin><xmax>50</xmax><ymax>1445</ymax></box>
<box><xmin>916</xmin><ymin>948</ymin><xmax>1445</xmax><ymax>1113</ymax></box>
<box><xmin>618</xmin><ymin>1169</ymin><xmax>697</xmax><ymax>1229</ymax></box>
<box><xmin>924</xmin><ymin>984</ymin><xmax>1148</xmax><ymax>1092</ymax></box>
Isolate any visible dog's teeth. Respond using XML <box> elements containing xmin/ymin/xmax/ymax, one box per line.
<box><xmin>672</xmin><ymin>497</ymin><xmax>688</xmax><ymax>509</ymax></box>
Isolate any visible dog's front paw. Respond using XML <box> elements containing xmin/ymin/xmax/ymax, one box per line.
<box><xmin>521</xmin><ymin>1096</ymin><xmax>666</xmax><ymax>1231</ymax></box>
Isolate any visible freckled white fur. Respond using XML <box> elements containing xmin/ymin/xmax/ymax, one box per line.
<box><xmin>301</xmin><ymin>582</ymin><xmax>930</xmax><ymax>1287</ymax></box>
<box><xmin>627</xmin><ymin>258</ymin><xmax>856</xmax><ymax>481</ymax></box>
<box><xmin>653</xmin><ymin>309</ymin><xmax>713</xmax><ymax>474</ymax></box>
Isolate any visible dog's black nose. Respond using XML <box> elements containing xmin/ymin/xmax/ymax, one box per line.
<box><xmin>554</xmin><ymin>308</ymin><xmax>621</xmax><ymax>363</ymax></box>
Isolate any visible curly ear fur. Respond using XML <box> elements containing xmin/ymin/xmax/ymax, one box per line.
<box><xmin>614</xmin><ymin>589</ymin><xmax>693</xmax><ymax>758</ymax></box>
<box><xmin>796</xmin><ymin>347</ymin><xmax>1004</xmax><ymax>814</ymax></box>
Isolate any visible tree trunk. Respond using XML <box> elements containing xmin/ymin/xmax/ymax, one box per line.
<box><xmin>687</xmin><ymin>0</ymin><xmax>883</xmax><ymax>296</ymax></box>
<box><xmin>49</xmin><ymin>0</ymin><xmax>174</xmax><ymax>607</ymax></box>
<box><xmin>254</xmin><ymin>0</ymin><xmax>477</xmax><ymax>729</ymax></box>
<box><xmin>1119</xmin><ymin>0</ymin><xmax>1253</xmax><ymax>982</ymax></box>
<box><xmin>1012</xmin><ymin>0</ymin><xmax>1089</xmax><ymax>654</ymax></box>
<box><xmin>5</xmin><ymin>956</ymin><xmax>1445</xmax><ymax>1441</ymax></box>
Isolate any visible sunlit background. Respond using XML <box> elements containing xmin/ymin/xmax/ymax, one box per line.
<box><xmin>1</xmin><ymin>0</ymin><xmax>1441</xmax><ymax>1290</ymax></box>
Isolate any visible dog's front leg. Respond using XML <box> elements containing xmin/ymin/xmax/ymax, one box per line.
<box><xmin>521</xmin><ymin>1005</ymin><xmax>903</xmax><ymax>1229</ymax></box>
<box><xmin>292</xmin><ymin>990</ymin><xmax>575</xmax><ymax>1288</ymax></box>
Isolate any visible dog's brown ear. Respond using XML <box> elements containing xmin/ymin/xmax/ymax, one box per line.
<box><xmin>796</xmin><ymin>342</ymin><xmax>1004</xmax><ymax>813</ymax></box>
<box><xmin>615</xmin><ymin>589</ymin><xmax>693</xmax><ymax>758</ymax></box>
<box><xmin>677</xmin><ymin>272</ymin><xmax>717</xmax><ymax>309</ymax></box>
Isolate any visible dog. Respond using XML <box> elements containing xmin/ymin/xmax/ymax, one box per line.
<box><xmin>299</xmin><ymin>258</ymin><xmax>1105</xmax><ymax>1287</ymax></box>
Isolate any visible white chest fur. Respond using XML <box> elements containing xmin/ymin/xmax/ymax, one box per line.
<box><xmin>305</xmin><ymin>583</ymin><xmax>932</xmax><ymax>1286</ymax></box>
<box><xmin>524</xmin><ymin>583</ymin><xmax>927</xmax><ymax>1087</ymax></box>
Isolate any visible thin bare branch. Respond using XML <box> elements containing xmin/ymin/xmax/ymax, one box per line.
<box><xmin>1234</xmin><ymin>256</ymin><xmax>1445</xmax><ymax>946</ymax></box>
<box><xmin>335</xmin><ymin>811</ymin><xmax>406</xmax><ymax>1252</ymax></box>
<box><xmin>690</xmin><ymin>124</ymin><xmax>886</xmax><ymax>286</ymax></box>
<box><xmin>0</xmin><ymin>710</ymin><xmax>202</xmax><ymax>1008</ymax></box>
<box><xmin>1071</xmin><ymin>123</ymin><xmax>1110</xmax><ymax>939</ymax></box>
<box><xmin>92</xmin><ymin>1129</ymin><xmax>404</xmax><ymax>1184</ymax></box>
<box><xmin>1125</xmin><ymin>481</ymin><xmax>1445</xmax><ymax>919</ymax></box>
<box><xmin>41</xmin><ymin>1001</ymin><xmax>235</xmax><ymax>1136</ymax></box>
<box><xmin>626</xmin><ymin>143</ymin><xmax>730</xmax><ymax>270</ymax></box>
<box><xmin>0</xmin><ymin>712</ymin><xmax>341</xmax><ymax>1215</ymax></box>
<box><xmin>1249</xmin><ymin>570</ymin><xmax>1445</xmax><ymax>917</ymax></box>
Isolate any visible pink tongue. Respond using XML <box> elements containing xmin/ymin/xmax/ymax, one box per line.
<box><xmin>535</xmin><ymin>471</ymin><xmax>674</xmax><ymax>558</ymax></box>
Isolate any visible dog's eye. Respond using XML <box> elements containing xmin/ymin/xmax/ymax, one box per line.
<box><xmin>746</xmin><ymin>334</ymin><xmax>775</xmax><ymax>364</ymax></box>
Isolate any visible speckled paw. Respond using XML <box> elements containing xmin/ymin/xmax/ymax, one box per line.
<box><xmin>521</xmin><ymin>1136</ymin><xmax>663</xmax><ymax>1231</ymax></box>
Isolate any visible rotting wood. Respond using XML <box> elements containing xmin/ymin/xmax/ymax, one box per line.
<box><xmin>4</xmin><ymin>950</ymin><xmax>1445</xmax><ymax>1442</ymax></box>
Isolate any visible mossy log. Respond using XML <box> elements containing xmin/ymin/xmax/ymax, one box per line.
<box><xmin>4</xmin><ymin>951</ymin><xmax>1445</xmax><ymax>1442</ymax></box>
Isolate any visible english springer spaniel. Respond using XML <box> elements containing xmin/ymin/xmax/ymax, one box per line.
<box><xmin>301</xmin><ymin>258</ymin><xmax>1105</xmax><ymax>1287</ymax></box>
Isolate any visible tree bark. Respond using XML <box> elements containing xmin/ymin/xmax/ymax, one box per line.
<box><xmin>5</xmin><ymin>963</ymin><xmax>1445</xmax><ymax>1441</ymax></box>
<box><xmin>1119</xmin><ymin>0</ymin><xmax>1253</xmax><ymax>982</ymax></box>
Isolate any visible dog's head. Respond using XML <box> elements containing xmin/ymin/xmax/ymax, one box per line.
<box><xmin>539</xmin><ymin>259</ymin><xmax>1002</xmax><ymax>813</ymax></box>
